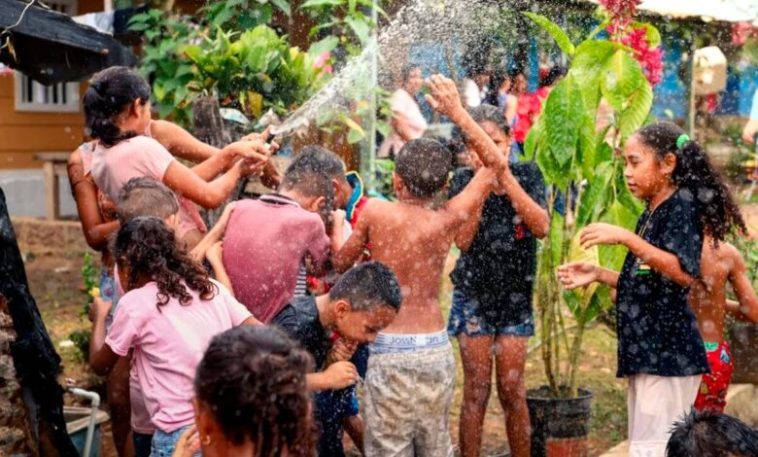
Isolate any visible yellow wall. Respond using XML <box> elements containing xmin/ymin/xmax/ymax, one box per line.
<box><xmin>0</xmin><ymin>75</ymin><xmax>86</xmax><ymax>169</ymax></box>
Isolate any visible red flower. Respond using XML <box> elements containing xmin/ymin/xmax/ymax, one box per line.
<box><xmin>600</xmin><ymin>0</ymin><xmax>641</xmax><ymax>31</ymax></box>
<box><xmin>620</xmin><ymin>27</ymin><xmax>664</xmax><ymax>86</ymax></box>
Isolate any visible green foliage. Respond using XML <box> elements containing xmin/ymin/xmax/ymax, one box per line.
<box><xmin>202</xmin><ymin>0</ymin><xmax>290</xmax><ymax>31</ymax></box>
<box><xmin>69</xmin><ymin>330</ymin><xmax>91</xmax><ymax>363</ymax></box>
<box><xmin>525</xmin><ymin>12</ymin><xmax>654</xmax><ymax>397</ymax></box>
<box><xmin>128</xmin><ymin>10</ymin><xmax>198</xmax><ymax>123</ymax></box>
<box><xmin>301</xmin><ymin>0</ymin><xmax>383</xmax><ymax>56</ymax></box>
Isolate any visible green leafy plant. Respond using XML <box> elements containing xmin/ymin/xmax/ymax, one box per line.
<box><xmin>524</xmin><ymin>10</ymin><xmax>657</xmax><ymax>398</ymax></box>
<box><xmin>202</xmin><ymin>0</ymin><xmax>291</xmax><ymax>31</ymax></box>
<box><xmin>301</xmin><ymin>0</ymin><xmax>384</xmax><ymax>58</ymax></box>
<box><xmin>68</xmin><ymin>252</ymin><xmax>99</xmax><ymax>362</ymax></box>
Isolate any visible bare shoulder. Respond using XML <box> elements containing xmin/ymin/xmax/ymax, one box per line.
<box><xmin>720</xmin><ymin>241</ymin><xmax>745</xmax><ymax>270</ymax></box>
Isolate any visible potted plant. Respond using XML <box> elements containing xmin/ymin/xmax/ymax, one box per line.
<box><xmin>522</xmin><ymin>2</ymin><xmax>661</xmax><ymax>455</ymax></box>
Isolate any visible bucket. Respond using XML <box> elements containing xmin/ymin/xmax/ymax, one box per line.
<box><xmin>527</xmin><ymin>387</ymin><xmax>593</xmax><ymax>457</ymax></box>
<box><xmin>65</xmin><ymin>406</ymin><xmax>110</xmax><ymax>457</ymax></box>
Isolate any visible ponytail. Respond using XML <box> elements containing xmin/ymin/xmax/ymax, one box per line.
<box><xmin>636</xmin><ymin>122</ymin><xmax>745</xmax><ymax>241</ymax></box>
<box><xmin>83</xmin><ymin>66</ymin><xmax>151</xmax><ymax>147</ymax></box>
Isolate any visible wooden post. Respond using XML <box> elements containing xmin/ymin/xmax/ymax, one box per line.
<box><xmin>42</xmin><ymin>161</ymin><xmax>59</xmax><ymax>221</ymax></box>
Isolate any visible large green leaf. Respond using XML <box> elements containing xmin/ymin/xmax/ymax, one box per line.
<box><xmin>601</xmin><ymin>50</ymin><xmax>644</xmax><ymax>111</ymax></box>
<box><xmin>576</xmin><ymin>161</ymin><xmax>614</xmax><ymax>227</ymax></box>
<box><xmin>544</xmin><ymin>78</ymin><xmax>583</xmax><ymax>168</ymax></box>
<box><xmin>570</xmin><ymin>40</ymin><xmax>621</xmax><ymax>113</ymax></box>
<box><xmin>523</xmin><ymin>12</ymin><xmax>575</xmax><ymax>56</ymax></box>
<box><xmin>308</xmin><ymin>36</ymin><xmax>339</xmax><ymax>57</ymax></box>
<box><xmin>524</xmin><ymin>115</ymin><xmax>544</xmax><ymax>161</ymax></box>
<box><xmin>346</xmin><ymin>16</ymin><xmax>371</xmax><ymax>44</ymax></box>
<box><xmin>270</xmin><ymin>0</ymin><xmax>291</xmax><ymax>16</ymax></box>
<box><xmin>618</xmin><ymin>81</ymin><xmax>653</xmax><ymax>140</ymax></box>
<box><xmin>549</xmin><ymin>211</ymin><xmax>565</xmax><ymax>268</ymax></box>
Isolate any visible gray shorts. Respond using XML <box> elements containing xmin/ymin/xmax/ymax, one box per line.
<box><xmin>364</xmin><ymin>331</ymin><xmax>455</xmax><ymax>457</ymax></box>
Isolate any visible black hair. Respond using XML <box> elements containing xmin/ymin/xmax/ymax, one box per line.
<box><xmin>329</xmin><ymin>262</ymin><xmax>402</xmax><ymax>312</ymax></box>
<box><xmin>539</xmin><ymin>65</ymin><xmax>567</xmax><ymax>88</ymax></box>
<box><xmin>394</xmin><ymin>138</ymin><xmax>453</xmax><ymax>198</ymax></box>
<box><xmin>117</xmin><ymin>177</ymin><xmax>179</xmax><ymax>223</ymax></box>
<box><xmin>636</xmin><ymin>122</ymin><xmax>745</xmax><ymax>240</ymax></box>
<box><xmin>195</xmin><ymin>325</ymin><xmax>314</xmax><ymax>456</ymax></box>
<box><xmin>83</xmin><ymin>66</ymin><xmax>151</xmax><ymax>147</ymax></box>
<box><xmin>282</xmin><ymin>145</ymin><xmax>345</xmax><ymax>202</ymax></box>
<box><xmin>469</xmin><ymin>104</ymin><xmax>510</xmax><ymax>137</ymax></box>
<box><xmin>400</xmin><ymin>64</ymin><xmax>421</xmax><ymax>83</ymax></box>
<box><xmin>666</xmin><ymin>409</ymin><xmax>758</xmax><ymax>457</ymax></box>
<box><xmin>113</xmin><ymin>217</ymin><xmax>215</xmax><ymax>309</ymax></box>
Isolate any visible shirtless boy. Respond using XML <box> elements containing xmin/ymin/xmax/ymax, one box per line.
<box><xmin>689</xmin><ymin>238</ymin><xmax>758</xmax><ymax>413</ymax></box>
<box><xmin>333</xmin><ymin>75</ymin><xmax>514</xmax><ymax>456</ymax></box>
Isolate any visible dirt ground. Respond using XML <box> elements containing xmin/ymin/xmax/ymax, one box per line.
<box><xmin>22</xmin><ymin>201</ymin><xmax>758</xmax><ymax>456</ymax></box>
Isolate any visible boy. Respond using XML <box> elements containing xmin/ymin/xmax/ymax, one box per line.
<box><xmin>272</xmin><ymin>261</ymin><xmax>402</xmax><ymax>457</ymax></box>
<box><xmin>688</xmin><ymin>238</ymin><xmax>758</xmax><ymax>413</ymax></box>
<box><xmin>666</xmin><ymin>409</ymin><xmax>758</xmax><ymax>457</ymax></box>
<box><xmin>215</xmin><ymin>146</ymin><xmax>344</xmax><ymax>322</ymax></box>
<box><xmin>332</xmin><ymin>75</ymin><xmax>512</xmax><ymax>456</ymax></box>
<box><xmin>92</xmin><ymin>177</ymin><xmax>182</xmax><ymax>457</ymax></box>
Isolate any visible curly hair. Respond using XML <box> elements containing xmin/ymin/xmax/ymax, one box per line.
<box><xmin>195</xmin><ymin>325</ymin><xmax>315</xmax><ymax>456</ymax></box>
<box><xmin>113</xmin><ymin>217</ymin><xmax>215</xmax><ymax>309</ymax></box>
<box><xmin>636</xmin><ymin>122</ymin><xmax>746</xmax><ymax>241</ymax></box>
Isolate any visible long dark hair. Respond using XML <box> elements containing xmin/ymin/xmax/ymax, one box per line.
<box><xmin>195</xmin><ymin>326</ymin><xmax>315</xmax><ymax>456</ymax></box>
<box><xmin>113</xmin><ymin>217</ymin><xmax>215</xmax><ymax>309</ymax></box>
<box><xmin>83</xmin><ymin>66</ymin><xmax>151</xmax><ymax>147</ymax></box>
<box><xmin>636</xmin><ymin>122</ymin><xmax>745</xmax><ymax>241</ymax></box>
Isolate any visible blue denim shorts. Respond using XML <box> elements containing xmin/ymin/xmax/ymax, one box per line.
<box><xmin>100</xmin><ymin>268</ymin><xmax>120</xmax><ymax>333</ymax></box>
<box><xmin>150</xmin><ymin>425</ymin><xmax>198</xmax><ymax>457</ymax></box>
<box><xmin>448</xmin><ymin>289</ymin><xmax>534</xmax><ymax>337</ymax></box>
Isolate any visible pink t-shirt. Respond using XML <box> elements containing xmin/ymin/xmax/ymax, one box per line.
<box><xmin>90</xmin><ymin>136</ymin><xmax>207</xmax><ymax>238</ymax></box>
<box><xmin>222</xmin><ymin>195</ymin><xmax>331</xmax><ymax>323</ymax></box>
<box><xmin>105</xmin><ymin>280</ymin><xmax>251</xmax><ymax>433</ymax></box>
<box><xmin>378</xmin><ymin>88</ymin><xmax>428</xmax><ymax>158</ymax></box>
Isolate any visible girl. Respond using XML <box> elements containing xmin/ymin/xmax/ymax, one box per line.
<box><xmin>558</xmin><ymin>122</ymin><xmax>745</xmax><ymax>456</ymax></box>
<box><xmin>377</xmin><ymin>64</ymin><xmax>428</xmax><ymax>159</ymax></box>
<box><xmin>448</xmin><ymin>104</ymin><xmax>549</xmax><ymax>457</ymax></box>
<box><xmin>172</xmin><ymin>325</ymin><xmax>315</xmax><ymax>457</ymax></box>
<box><xmin>82</xmin><ymin>66</ymin><xmax>272</xmax><ymax>249</ymax></box>
<box><xmin>89</xmin><ymin>217</ymin><xmax>259</xmax><ymax>456</ymax></box>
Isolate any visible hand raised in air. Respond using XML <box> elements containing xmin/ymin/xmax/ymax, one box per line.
<box><xmin>425</xmin><ymin>74</ymin><xmax>464</xmax><ymax>118</ymax></box>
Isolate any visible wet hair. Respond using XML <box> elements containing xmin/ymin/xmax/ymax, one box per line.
<box><xmin>329</xmin><ymin>262</ymin><xmax>402</xmax><ymax>312</ymax></box>
<box><xmin>394</xmin><ymin>138</ymin><xmax>453</xmax><ymax>198</ymax></box>
<box><xmin>117</xmin><ymin>177</ymin><xmax>179</xmax><ymax>223</ymax></box>
<box><xmin>281</xmin><ymin>146</ymin><xmax>345</xmax><ymax>207</ymax></box>
<box><xmin>539</xmin><ymin>65</ymin><xmax>567</xmax><ymax>88</ymax></box>
<box><xmin>195</xmin><ymin>325</ymin><xmax>314</xmax><ymax>456</ymax></box>
<box><xmin>83</xmin><ymin>66</ymin><xmax>151</xmax><ymax>147</ymax></box>
<box><xmin>666</xmin><ymin>409</ymin><xmax>758</xmax><ymax>457</ymax></box>
<box><xmin>113</xmin><ymin>217</ymin><xmax>215</xmax><ymax>309</ymax></box>
<box><xmin>636</xmin><ymin>122</ymin><xmax>745</xmax><ymax>240</ymax></box>
<box><xmin>400</xmin><ymin>64</ymin><xmax>421</xmax><ymax>83</ymax></box>
<box><xmin>468</xmin><ymin>104</ymin><xmax>510</xmax><ymax>137</ymax></box>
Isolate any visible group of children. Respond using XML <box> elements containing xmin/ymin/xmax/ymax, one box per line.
<box><xmin>66</xmin><ymin>65</ymin><xmax>758</xmax><ymax>457</ymax></box>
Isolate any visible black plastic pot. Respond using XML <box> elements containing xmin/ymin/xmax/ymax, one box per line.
<box><xmin>526</xmin><ymin>387</ymin><xmax>593</xmax><ymax>457</ymax></box>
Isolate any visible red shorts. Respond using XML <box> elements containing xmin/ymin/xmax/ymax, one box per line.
<box><xmin>694</xmin><ymin>341</ymin><xmax>733</xmax><ymax>414</ymax></box>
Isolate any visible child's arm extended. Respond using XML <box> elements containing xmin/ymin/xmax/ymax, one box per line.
<box><xmin>558</xmin><ymin>262</ymin><xmax>620</xmax><ymax>289</ymax></box>
<box><xmin>426</xmin><ymin>75</ymin><xmax>507</xmax><ymax>174</ymax></box>
<box><xmin>89</xmin><ymin>297</ymin><xmax>120</xmax><ymax>375</ymax></box>
<box><xmin>206</xmin><ymin>242</ymin><xmax>234</xmax><ymax>293</ymax></box>
<box><xmin>727</xmin><ymin>246</ymin><xmax>758</xmax><ymax>323</ymax></box>
<box><xmin>67</xmin><ymin>149</ymin><xmax>119</xmax><ymax>251</ymax></box>
<box><xmin>453</xmin><ymin>168</ymin><xmax>494</xmax><ymax>251</ymax></box>
<box><xmin>580</xmin><ymin>223</ymin><xmax>695</xmax><ymax>287</ymax></box>
<box><xmin>189</xmin><ymin>202</ymin><xmax>236</xmax><ymax>262</ymax></box>
<box><xmin>332</xmin><ymin>201</ymin><xmax>373</xmax><ymax>273</ymax></box>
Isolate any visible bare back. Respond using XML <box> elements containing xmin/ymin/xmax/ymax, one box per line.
<box><xmin>688</xmin><ymin>240</ymin><xmax>735</xmax><ymax>343</ymax></box>
<box><xmin>360</xmin><ymin>199</ymin><xmax>458</xmax><ymax>333</ymax></box>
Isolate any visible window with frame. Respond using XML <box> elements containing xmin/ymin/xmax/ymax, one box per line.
<box><xmin>14</xmin><ymin>0</ymin><xmax>80</xmax><ymax>113</ymax></box>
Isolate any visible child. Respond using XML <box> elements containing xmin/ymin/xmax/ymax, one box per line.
<box><xmin>82</xmin><ymin>66</ymin><xmax>272</xmax><ymax>249</ymax></box>
<box><xmin>666</xmin><ymin>409</ymin><xmax>758</xmax><ymax>457</ymax></box>
<box><xmin>688</xmin><ymin>238</ymin><xmax>758</xmax><ymax>413</ymax></box>
<box><xmin>558</xmin><ymin>122</ymin><xmax>746</xmax><ymax>456</ymax></box>
<box><xmin>449</xmin><ymin>104</ymin><xmax>548</xmax><ymax>457</ymax></box>
<box><xmin>332</xmin><ymin>75</ymin><xmax>512</xmax><ymax>456</ymax></box>
<box><xmin>171</xmin><ymin>326</ymin><xmax>315</xmax><ymax>457</ymax></box>
<box><xmin>272</xmin><ymin>261</ymin><xmax>402</xmax><ymax>457</ymax></box>
<box><xmin>89</xmin><ymin>217</ymin><xmax>259</xmax><ymax>455</ymax></box>
<box><xmin>208</xmin><ymin>146</ymin><xmax>344</xmax><ymax>322</ymax></box>
<box><xmin>108</xmin><ymin>177</ymin><xmax>183</xmax><ymax>457</ymax></box>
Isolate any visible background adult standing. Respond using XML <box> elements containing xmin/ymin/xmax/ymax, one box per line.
<box><xmin>378</xmin><ymin>64</ymin><xmax>428</xmax><ymax>159</ymax></box>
